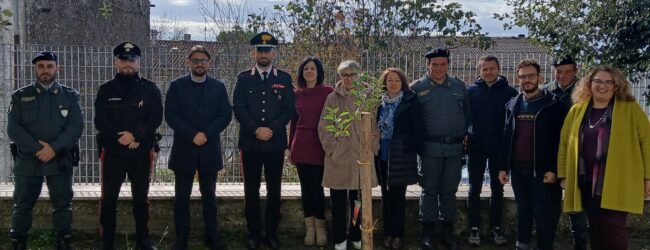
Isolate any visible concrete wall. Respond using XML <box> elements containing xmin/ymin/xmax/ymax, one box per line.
<box><xmin>24</xmin><ymin>0</ymin><xmax>151</xmax><ymax>46</ymax></box>
<box><xmin>1</xmin><ymin>197</ymin><xmax>649</xmax><ymax>239</ymax></box>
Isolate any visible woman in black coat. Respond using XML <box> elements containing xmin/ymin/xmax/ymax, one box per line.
<box><xmin>375</xmin><ymin>68</ymin><xmax>425</xmax><ymax>249</ymax></box>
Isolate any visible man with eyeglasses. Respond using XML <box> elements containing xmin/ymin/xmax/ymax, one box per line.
<box><xmin>233</xmin><ymin>32</ymin><xmax>295</xmax><ymax>250</ymax></box>
<box><xmin>542</xmin><ymin>55</ymin><xmax>589</xmax><ymax>250</ymax></box>
<box><xmin>95</xmin><ymin>42</ymin><xmax>163</xmax><ymax>250</ymax></box>
<box><xmin>166</xmin><ymin>45</ymin><xmax>232</xmax><ymax>250</ymax></box>
<box><xmin>497</xmin><ymin>59</ymin><xmax>567</xmax><ymax>250</ymax></box>
<box><xmin>410</xmin><ymin>48</ymin><xmax>470</xmax><ymax>250</ymax></box>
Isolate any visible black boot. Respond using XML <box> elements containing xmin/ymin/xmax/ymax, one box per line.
<box><xmin>136</xmin><ymin>238</ymin><xmax>158</xmax><ymax>250</ymax></box>
<box><xmin>57</xmin><ymin>234</ymin><xmax>72</xmax><ymax>250</ymax></box>
<box><xmin>11</xmin><ymin>237</ymin><xmax>27</xmax><ymax>250</ymax></box>
<box><xmin>420</xmin><ymin>223</ymin><xmax>436</xmax><ymax>250</ymax></box>
<box><xmin>442</xmin><ymin>222</ymin><xmax>459</xmax><ymax>250</ymax></box>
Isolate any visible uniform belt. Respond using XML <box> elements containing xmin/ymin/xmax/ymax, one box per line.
<box><xmin>426</xmin><ymin>136</ymin><xmax>463</xmax><ymax>144</ymax></box>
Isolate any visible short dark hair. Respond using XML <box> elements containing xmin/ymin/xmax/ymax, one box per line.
<box><xmin>297</xmin><ymin>56</ymin><xmax>325</xmax><ymax>88</ymax></box>
<box><xmin>479</xmin><ymin>55</ymin><xmax>500</xmax><ymax>69</ymax></box>
<box><xmin>188</xmin><ymin>45</ymin><xmax>211</xmax><ymax>60</ymax></box>
<box><xmin>516</xmin><ymin>59</ymin><xmax>541</xmax><ymax>74</ymax></box>
<box><xmin>379</xmin><ymin>68</ymin><xmax>409</xmax><ymax>91</ymax></box>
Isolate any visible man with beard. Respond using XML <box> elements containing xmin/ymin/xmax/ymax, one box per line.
<box><xmin>233</xmin><ymin>32</ymin><xmax>295</xmax><ymax>250</ymax></box>
<box><xmin>8</xmin><ymin>51</ymin><xmax>83</xmax><ymax>250</ymax></box>
<box><xmin>166</xmin><ymin>45</ymin><xmax>232</xmax><ymax>250</ymax></box>
<box><xmin>94</xmin><ymin>42</ymin><xmax>162</xmax><ymax>250</ymax></box>
<box><xmin>410</xmin><ymin>48</ymin><xmax>470</xmax><ymax>250</ymax></box>
<box><xmin>497</xmin><ymin>59</ymin><xmax>567</xmax><ymax>250</ymax></box>
<box><xmin>466</xmin><ymin>56</ymin><xmax>517</xmax><ymax>246</ymax></box>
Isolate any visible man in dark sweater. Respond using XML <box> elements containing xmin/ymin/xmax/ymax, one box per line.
<box><xmin>497</xmin><ymin>59</ymin><xmax>567</xmax><ymax>250</ymax></box>
<box><xmin>466</xmin><ymin>56</ymin><xmax>517</xmax><ymax>246</ymax></box>
<box><xmin>165</xmin><ymin>45</ymin><xmax>232</xmax><ymax>250</ymax></box>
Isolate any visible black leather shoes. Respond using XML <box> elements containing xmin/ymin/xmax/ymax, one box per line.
<box><xmin>11</xmin><ymin>237</ymin><xmax>27</xmax><ymax>250</ymax></box>
<box><xmin>266</xmin><ymin>236</ymin><xmax>281</xmax><ymax>250</ymax></box>
<box><xmin>136</xmin><ymin>238</ymin><xmax>158</xmax><ymax>250</ymax></box>
<box><xmin>56</xmin><ymin>234</ymin><xmax>72</xmax><ymax>250</ymax></box>
<box><xmin>247</xmin><ymin>236</ymin><xmax>260</xmax><ymax>250</ymax></box>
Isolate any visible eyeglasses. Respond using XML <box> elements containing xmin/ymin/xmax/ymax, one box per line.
<box><xmin>340</xmin><ymin>73</ymin><xmax>357</xmax><ymax>78</ymax></box>
<box><xmin>517</xmin><ymin>73</ymin><xmax>538</xmax><ymax>81</ymax></box>
<box><xmin>591</xmin><ymin>79</ymin><xmax>615</xmax><ymax>87</ymax></box>
<box><xmin>190</xmin><ymin>58</ymin><xmax>210</xmax><ymax>64</ymax></box>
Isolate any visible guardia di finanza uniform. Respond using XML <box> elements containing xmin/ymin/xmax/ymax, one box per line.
<box><xmin>94</xmin><ymin>73</ymin><xmax>163</xmax><ymax>244</ymax></box>
<box><xmin>7</xmin><ymin>81</ymin><xmax>83</xmax><ymax>238</ymax></box>
<box><xmin>411</xmin><ymin>74</ymin><xmax>470</xmax><ymax>224</ymax></box>
<box><xmin>233</xmin><ymin>66</ymin><xmax>295</xmax><ymax>239</ymax></box>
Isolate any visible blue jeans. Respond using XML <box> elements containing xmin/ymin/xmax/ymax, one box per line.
<box><xmin>510</xmin><ymin>167</ymin><xmax>562</xmax><ymax>250</ymax></box>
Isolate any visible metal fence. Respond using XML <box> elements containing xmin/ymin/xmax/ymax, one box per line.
<box><xmin>0</xmin><ymin>44</ymin><xmax>648</xmax><ymax>185</ymax></box>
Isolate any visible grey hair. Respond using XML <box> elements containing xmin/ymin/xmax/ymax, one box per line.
<box><xmin>337</xmin><ymin>60</ymin><xmax>361</xmax><ymax>74</ymax></box>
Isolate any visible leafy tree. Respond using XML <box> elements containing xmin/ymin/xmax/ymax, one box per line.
<box><xmin>0</xmin><ymin>7</ymin><xmax>12</xmax><ymax>30</ymax></box>
<box><xmin>249</xmin><ymin>0</ymin><xmax>492</xmax><ymax>53</ymax></box>
<box><xmin>495</xmin><ymin>0</ymin><xmax>650</xmax><ymax>95</ymax></box>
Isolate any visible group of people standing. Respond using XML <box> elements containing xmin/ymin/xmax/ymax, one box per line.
<box><xmin>7</xmin><ymin>30</ymin><xmax>649</xmax><ymax>250</ymax></box>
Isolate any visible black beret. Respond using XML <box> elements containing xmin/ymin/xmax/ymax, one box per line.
<box><xmin>250</xmin><ymin>32</ymin><xmax>278</xmax><ymax>52</ymax></box>
<box><xmin>31</xmin><ymin>51</ymin><xmax>58</xmax><ymax>64</ymax></box>
<box><xmin>425</xmin><ymin>48</ymin><xmax>450</xmax><ymax>59</ymax></box>
<box><xmin>113</xmin><ymin>42</ymin><xmax>141</xmax><ymax>60</ymax></box>
<box><xmin>552</xmin><ymin>55</ymin><xmax>576</xmax><ymax>66</ymax></box>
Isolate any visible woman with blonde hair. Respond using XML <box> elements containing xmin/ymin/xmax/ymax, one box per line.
<box><xmin>557</xmin><ymin>65</ymin><xmax>650</xmax><ymax>250</ymax></box>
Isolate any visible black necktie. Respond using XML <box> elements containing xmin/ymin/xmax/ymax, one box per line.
<box><xmin>262</xmin><ymin>72</ymin><xmax>268</xmax><ymax>81</ymax></box>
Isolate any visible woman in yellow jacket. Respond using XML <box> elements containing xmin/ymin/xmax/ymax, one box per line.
<box><xmin>557</xmin><ymin>65</ymin><xmax>650</xmax><ymax>250</ymax></box>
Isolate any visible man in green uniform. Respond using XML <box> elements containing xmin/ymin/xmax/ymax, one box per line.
<box><xmin>7</xmin><ymin>51</ymin><xmax>83</xmax><ymax>250</ymax></box>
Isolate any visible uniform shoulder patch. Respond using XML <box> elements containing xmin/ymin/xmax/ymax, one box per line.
<box><xmin>237</xmin><ymin>69</ymin><xmax>252</xmax><ymax>76</ymax></box>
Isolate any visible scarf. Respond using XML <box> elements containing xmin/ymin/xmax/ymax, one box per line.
<box><xmin>378</xmin><ymin>91</ymin><xmax>403</xmax><ymax>140</ymax></box>
<box><xmin>578</xmin><ymin>100</ymin><xmax>613</xmax><ymax>198</ymax></box>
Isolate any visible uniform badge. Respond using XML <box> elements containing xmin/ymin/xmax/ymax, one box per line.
<box><xmin>124</xmin><ymin>43</ymin><xmax>134</xmax><ymax>52</ymax></box>
<box><xmin>138</xmin><ymin>100</ymin><xmax>143</xmax><ymax>108</ymax></box>
<box><xmin>108</xmin><ymin>98</ymin><xmax>122</xmax><ymax>101</ymax></box>
<box><xmin>417</xmin><ymin>90</ymin><xmax>430</xmax><ymax>97</ymax></box>
<box><xmin>261</xmin><ymin>34</ymin><xmax>272</xmax><ymax>44</ymax></box>
<box><xmin>61</xmin><ymin>109</ymin><xmax>69</xmax><ymax>117</ymax></box>
<box><xmin>21</xmin><ymin>96</ymin><xmax>36</xmax><ymax>102</ymax></box>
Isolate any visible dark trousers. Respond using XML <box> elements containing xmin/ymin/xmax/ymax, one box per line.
<box><xmin>240</xmin><ymin>150</ymin><xmax>284</xmax><ymax>238</ymax></box>
<box><xmin>569</xmin><ymin>212</ymin><xmax>589</xmax><ymax>250</ymax></box>
<box><xmin>510</xmin><ymin>167</ymin><xmax>561</xmax><ymax>250</ymax></box>
<box><xmin>418</xmin><ymin>155</ymin><xmax>463</xmax><ymax>223</ymax></box>
<box><xmin>586</xmin><ymin>208</ymin><xmax>628</xmax><ymax>250</ymax></box>
<box><xmin>99</xmin><ymin>151</ymin><xmax>152</xmax><ymax>244</ymax></box>
<box><xmin>330</xmin><ymin>189</ymin><xmax>361</xmax><ymax>244</ymax></box>
<box><xmin>381</xmin><ymin>184</ymin><xmax>407</xmax><ymax>238</ymax></box>
<box><xmin>173</xmin><ymin>171</ymin><xmax>221</xmax><ymax>246</ymax></box>
<box><xmin>11</xmin><ymin>173</ymin><xmax>73</xmax><ymax>238</ymax></box>
<box><xmin>467</xmin><ymin>151</ymin><xmax>504</xmax><ymax>229</ymax></box>
<box><xmin>296</xmin><ymin>163</ymin><xmax>325</xmax><ymax>219</ymax></box>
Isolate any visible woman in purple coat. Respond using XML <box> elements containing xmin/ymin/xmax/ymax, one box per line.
<box><xmin>288</xmin><ymin>56</ymin><xmax>333</xmax><ymax>247</ymax></box>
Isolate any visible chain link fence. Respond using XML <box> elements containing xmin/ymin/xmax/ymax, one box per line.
<box><xmin>0</xmin><ymin>43</ymin><xmax>647</xmax><ymax>185</ymax></box>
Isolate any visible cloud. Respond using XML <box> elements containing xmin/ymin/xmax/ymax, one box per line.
<box><xmin>168</xmin><ymin>0</ymin><xmax>191</xmax><ymax>6</ymax></box>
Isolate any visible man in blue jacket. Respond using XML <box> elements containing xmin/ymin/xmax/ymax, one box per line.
<box><xmin>165</xmin><ymin>45</ymin><xmax>232</xmax><ymax>250</ymax></box>
<box><xmin>466</xmin><ymin>56</ymin><xmax>517</xmax><ymax>246</ymax></box>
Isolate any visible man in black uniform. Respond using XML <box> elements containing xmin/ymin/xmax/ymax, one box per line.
<box><xmin>233</xmin><ymin>32</ymin><xmax>295</xmax><ymax>250</ymax></box>
<box><xmin>94</xmin><ymin>42</ymin><xmax>162</xmax><ymax>250</ymax></box>
<box><xmin>7</xmin><ymin>51</ymin><xmax>83</xmax><ymax>250</ymax></box>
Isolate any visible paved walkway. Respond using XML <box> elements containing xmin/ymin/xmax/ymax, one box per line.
<box><xmin>0</xmin><ymin>182</ymin><xmax>515</xmax><ymax>200</ymax></box>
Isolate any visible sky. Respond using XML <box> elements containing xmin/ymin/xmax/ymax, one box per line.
<box><xmin>150</xmin><ymin>0</ymin><xmax>528</xmax><ymax>41</ymax></box>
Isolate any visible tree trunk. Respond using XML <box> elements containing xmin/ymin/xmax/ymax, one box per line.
<box><xmin>359</xmin><ymin>112</ymin><xmax>373</xmax><ymax>250</ymax></box>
